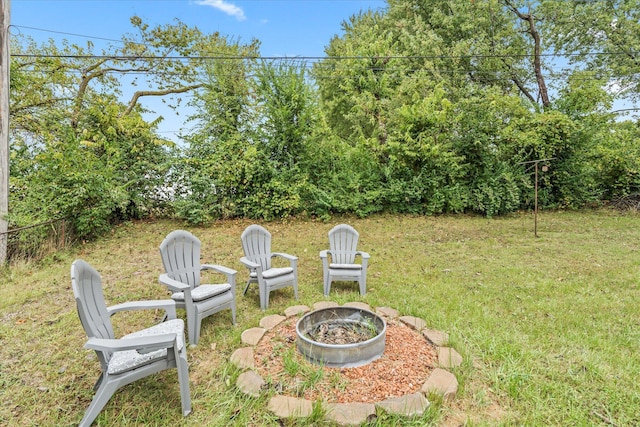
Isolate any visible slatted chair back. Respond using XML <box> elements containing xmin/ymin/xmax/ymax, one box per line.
<box><xmin>160</xmin><ymin>230</ymin><xmax>202</xmax><ymax>290</ymax></box>
<box><xmin>71</xmin><ymin>259</ymin><xmax>115</xmax><ymax>368</ymax></box>
<box><xmin>329</xmin><ymin>224</ymin><xmax>360</xmax><ymax>265</ymax></box>
<box><xmin>241</xmin><ymin>224</ymin><xmax>273</xmax><ymax>271</ymax></box>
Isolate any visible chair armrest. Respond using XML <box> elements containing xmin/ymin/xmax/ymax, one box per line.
<box><xmin>107</xmin><ymin>299</ymin><xmax>178</xmax><ymax>320</ymax></box>
<box><xmin>202</xmin><ymin>264</ymin><xmax>237</xmax><ymax>296</ymax></box>
<box><xmin>355</xmin><ymin>251</ymin><xmax>370</xmax><ymax>259</ymax></box>
<box><xmin>272</xmin><ymin>252</ymin><xmax>298</xmax><ymax>261</ymax></box>
<box><xmin>201</xmin><ymin>264</ymin><xmax>237</xmax><ymax>278</ymax></box>
<box><xmin>159</xmin><ymin>273</ymin><xmax>191</xmax><ymax>293</ymax></box>
<box><xmin>240</xmin><ymin>257</ymin><xmax>259</xmax><ymax>270</ymax></box>
<box><xmin>319</xmin><ymin>250</ymin><xmax>330</xmax><ymax>259</ymax></box>
<box><xmin>84</xmin><ymin>334</ymin><xmax>177</xmax><ymax>353</ymax></box>
<box><xmin>272</xmin><ymin>252</ymin><xmax>297</xmax><ymax>271</ymax></box>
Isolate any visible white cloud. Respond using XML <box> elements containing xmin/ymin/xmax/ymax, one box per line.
<box><xmin>195</xmin><ymin>0</ymin><xmax>246</xmax><ymax>21</ymax></box>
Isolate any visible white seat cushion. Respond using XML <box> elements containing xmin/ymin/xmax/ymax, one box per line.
<box><xmin>330</xmin><ymin>263</ymin><xmax>362</xmax><ymax>270</ymax></box>
<box><xmin>171</xmin><ymin>283</ymin><xmax>231</xmax><ymax>302</ymax></box>
<box><xmin>107</xmin><ymin>318</ymin><xmax>184</xmax><ymax>374</ymax></box>
<box><xmin>261</xmin><ymin>267</ymin><xmax>293</xmax><ymax>279</ymax></box>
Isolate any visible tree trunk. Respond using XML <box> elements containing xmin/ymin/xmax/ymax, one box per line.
<box><xmin>505</xmin><ymin>0</ymin><xmax>551</xmax><ymax>109</ymax></box>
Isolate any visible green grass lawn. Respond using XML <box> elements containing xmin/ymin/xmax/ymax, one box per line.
<box><xmin>1</xmin><ymin>210</ymin><xmax>639</xmax><ymax>426</ymax></box>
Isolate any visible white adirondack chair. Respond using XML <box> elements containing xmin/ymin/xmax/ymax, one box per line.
<box><xmin>240</xmin><ymin>224</ymin><xmax>298</xmax><ymax>310</ymax></box>
<box><xmin>320</xmin><ymin>224</ymin><xmax>370</xmax><ymax>296</ymax></box>
<box><xmin>71</xmin><ymin>259</ymin><xmax>191</xmax><ymax>427</ymax></box>
<box><xmin>159</xmin><ymin>230</ymin><xmax>237</xmax><ymax>345</ymax></box>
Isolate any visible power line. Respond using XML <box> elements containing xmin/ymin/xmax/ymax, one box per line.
<box><xmin>10</xmin><ymin>25</ymin><xmax>126</xmax><ymax>44</ymax></box>
<box><xmin>11</xmin><ymin>51</ymin><xmax>634</xmax><ymax>61</ymax></box>
<box><xmin>10</xmin><ymin>23</ymin><xmax>635</xmax><ymax>62</ymax></box>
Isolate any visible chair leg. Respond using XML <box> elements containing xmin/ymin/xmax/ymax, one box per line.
<box><xmin>193</xmin><ymin>314</ymin><xmax>202</xmax><ymax>346</ymax></box>
<box><xmin>322</xmin><ymin>268</ymin><xmax>328</xmax><ymax>296</ymax></box>
<box><xmin>175</xmin><ymin>346</ymin><xmax>192</xmax><ymax>417</ymax></box>
<box><xmin>359</xmin><ymin>276</ymin><xmax>367</xmax><ymax>296</ymax></box>
<box><xmin>243</xmin><ymin>278</ymin><xmax>252</xmax><ymax>296</ymax></box>
<box><xmin>187</xmin><ymin>309</ymin><xmax>198</xmax><ymax>346</ymax></box>
<box><xmin>324</xmin><ymin>276</ymin><xmax>331</xmax><ymax>296</ymax></box>
<box><xmin>79</xmin><ymin>379</ymin><xmax>119</xmax><ymax>427</ymax></box>
<box><xmin>258</xmin><ymin>281</ymin><xmax>267</xmax><ymax>311</ymax></box>
<box><xmin>231</xmin><ymin>302</ymin><xmax>237</xmax><ymax>325</ymax></box>
<box><xmin>92</xmin><ymin>373</ymin><xmax>104</xmax><ymax>392</ymax></box>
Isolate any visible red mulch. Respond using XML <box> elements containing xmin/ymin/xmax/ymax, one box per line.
<box><xmin>253</xmin><ymin>316</ymin><xmax>438</xmax><ymax>403</ymax></box>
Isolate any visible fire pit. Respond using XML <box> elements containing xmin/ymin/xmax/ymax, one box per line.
<box><xmin>296</xmin><ymin>307</ymin><xmax>386</xmax><ymax>368</ymax></box>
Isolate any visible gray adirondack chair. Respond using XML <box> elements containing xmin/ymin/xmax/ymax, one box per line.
<box><xmin>159</xmin><ymin>230</ymin><xmax>237</xmax><ymax>345</ymax></box>
<box><xmin>70</xmin><ymin>259</ymin><xmax>191</xmax><ymax>427</ymax></box>
<box><xmin>320</xmin><ymin>224</ymin><xmax>370</xmax><ymax>296</ymax></box>
<box><xmin>240</xmin><ymin>224</ymin><xmax>298</xmax><ymax>310</ymax></box>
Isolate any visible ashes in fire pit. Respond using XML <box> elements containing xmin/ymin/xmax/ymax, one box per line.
<box><xmin>296</xmin><ymin>307</ymin><xmax>386</xmax><ymax>368</ymax></box>
<box><xmin>305</xmin><ymin>318</ymin><xmax>377</xmax><ymax>345</ymax></box>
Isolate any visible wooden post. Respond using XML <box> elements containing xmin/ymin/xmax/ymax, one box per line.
<box><xmin>0</xmin><ymin>0</ymin><xmax>10</xmax><ymax>264</ymax></box>
<box><xmin>519</xmin><ymin>158</ymin><xmax>555</xmax><ymax>237</ymax></box>
<box><xmin>534</xmin><ymin>161</ymin><xmax>538</xmax><ymax>237</ymax></box>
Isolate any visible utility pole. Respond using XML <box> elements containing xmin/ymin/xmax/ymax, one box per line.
<box><xmin>0</xmin><ymin>0</ymin><xmax>9</xmax><ymax>263</ymax></box>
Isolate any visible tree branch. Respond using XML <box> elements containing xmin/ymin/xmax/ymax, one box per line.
<box><xmin>71</xmin><ymin>61</ymin><xmax>153</xmax><ymax>128</ymax></box>
<box><xmin>124</xmin><ymin>84</ymin><xmax>203</xmax><ymax>116</ymax></box>
<box><xmin>511</xmin><ymin>72</ymin><xmax>537</xmax><ymax>105</ymax></box>
<box><xmin>10</xmin><ymin>97</ymin><xmax>75</xmax><ymax>114</ymax></box>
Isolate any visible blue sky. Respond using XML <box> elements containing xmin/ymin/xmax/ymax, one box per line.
<box><xmin>10</xmin><ymin>0</ymin><xmax>387</xmax><ymax>138</ymax></box>
<box><xmin>11</xmin><ymin>0</ymin><xmax>386</xmax><ymax>58</ymax></box>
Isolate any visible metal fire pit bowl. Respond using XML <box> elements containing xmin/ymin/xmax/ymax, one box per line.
<box><xmin>296</xmin><ymin>307</ymin><xmax>386</xmax><ymax>368</ymax></box>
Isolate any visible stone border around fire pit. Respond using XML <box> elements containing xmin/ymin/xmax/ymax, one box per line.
<box><xmin>230</xmin><ymin>301</ymin><xmax>462</xmax><ymax>426</ymax></box>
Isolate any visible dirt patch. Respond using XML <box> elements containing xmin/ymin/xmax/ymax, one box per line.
<box><xmin>253</xmin><ymin>316</ymin><xmax>438</xmax><ymax>404</ymax></box>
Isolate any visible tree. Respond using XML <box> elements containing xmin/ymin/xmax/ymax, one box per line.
<box><xmin>178</xmin><ymin>57</ymin><xmax>318</xmax><ymax>223</ymax></box>
<box><xmin>312</xmin><ymin>0</ymin><xmax>627</xmax><ymax>215</ymax></box>
<box><xmin>314</xmin><ymin>1</ymin><xmax>536</xmax><ymax>214</ymax></box>
<box><xmin>8</xmin><ymin>17</ymin><xmax>221</xmax><ymax>238</ymax></box>
<box><xmin>543</xmin><ymin>0</ymin><xmax>640</xmax><ymax>104</ymax></box>
<box><xmin>254</xmin><ymin>60</ymin><xmax>317</xmax><ymax>171</ymax></box>
<box><xmin>316</xmin><ymin>9</ymin><xmax>397</xmax><ymax>152</ymax></box>
<box><xmin>174</xmin><ymin>37</ymin><xmax>259</xmax><ymax>223</ymax></box>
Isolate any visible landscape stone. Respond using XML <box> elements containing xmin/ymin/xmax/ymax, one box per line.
<box><xmin>376</xmin><ymin>392</ymin><xmax>430</xmax><ymax>417</ymax></box>
<box><xmin>376</xmin><ymin>307</ymin><xmax>400</xmax><ymax>318</ymax></box>
<box><xmin>267</xmin><ymin>395</ymin><xmax>313</xmax><ymax>418</ymax></box>
<box><xmin>229</xmin><ymin>303</ymin><xmax>458</xmax><ymax>424</ymax></box>
<box><xmin>324</xmin><ymin>402</ymin><xmax>376</xmax><ymax>426</ymax></box>
<box><xmin>230</xmin><ymin>347</ymin><xmax>254</xmax><ymax>369</ymax></box>
<box><xmin>259</xmin><ymin>314</ymin><xmax>286</xmax><ymax>330</ymax></box>
<box><xmin>313</xmin><ymin>301</ymin><xmax>340</xmax><ymax>310</ymax></box>
<box><xmin>421</xmin><ymin>368</ymin><xmax>458</xmax><ymax>401</ymax></box>
<box><xmin>399</xmin><ymin>316</ymin><xmax>427</xmax><ymax>331</ymax></box>
<box><xmin>284</xmin><ymin>305</ymin><xmax>310</xmax><ymax>317</ymax></box>
<box><xmin>236</xmin><ymin>371</ymin><xmax>265</xmax><ymax>397</ymax></box>
<box><xmin>241</xmin><ymin>327</ymin><xmax>266</xmax><ymax>346</ymax></box>
<box><xmin>422</xmin><ymin>328</ymin><xmax>449</xmax><ymax>346</ymax></box>
<box><xmin>342</xmin><ymin>302</ymin><xmax>372</xmax><ymax>311</ymax></box>
<box><xmin>438</xmin><ymin>347</ymin><xmax>463</xmax><ymax>368</ymax></box>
